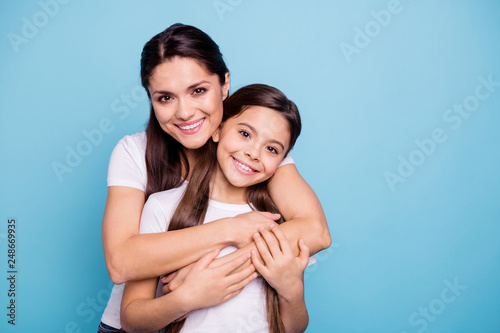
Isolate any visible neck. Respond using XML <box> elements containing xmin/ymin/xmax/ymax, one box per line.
<box><xmin>210</xmin><ymin>164</ymin><xmax>248</xmax><ymax>204</ymax></box>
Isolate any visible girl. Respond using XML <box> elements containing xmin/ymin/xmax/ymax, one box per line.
<box><xmin>100</xmin><ymin>24</ymin><xmax>330</xmax><ymax>332</ymax></box>
<box><xmin>121</xmin><ymin>84</ymin><xmax>310</xmax><ymax>333</ymax></box>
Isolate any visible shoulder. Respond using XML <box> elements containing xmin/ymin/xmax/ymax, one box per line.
<box><xmin>115</xmin><ymin>131</ymin><xmax>147</xmax><ymax>151</ymax></box>
<box><xmin>107</xmin><ymin>131</ymin><xmax>148</xmax><ymax>190</ymax></box>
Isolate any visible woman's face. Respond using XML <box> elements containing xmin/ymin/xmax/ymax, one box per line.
<box><xmin>148</xmin><ymin>57</ymin><xmax>229</xmax><ymax>149</ymax></box>
<box><xmin>213</xmin><ymin>106</ymin><xmax>291</xmax><ymax>189</ymax></box>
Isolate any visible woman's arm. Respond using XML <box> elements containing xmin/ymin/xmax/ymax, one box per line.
<box><xmin>121</xmin><ymin>250</ymin><xmax>257</xmax><ymax>332</ymax></box>
<box><xmin>269</xmin><ymin>163</ymin><xmax>331</xmax><ymax>255</ymax></box>
<box><xmin>251</xmin><ymin>224</ymin><xmax>310</xmax><ymax>333</ymax></box>
<box><xmin>102</xmin><ymin>186</ymin><xmax>278</xmax><ymax>284</ymax></box>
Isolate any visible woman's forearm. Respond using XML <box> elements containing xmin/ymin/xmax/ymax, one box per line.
<box><xmin>269</xmin><ymin>164</ymin><xmax>332</xmax><ymax>253</ymax></box>
<box><xmin>110</xmin><ymin>222</ymin><xmax>233</xmax><ymax>284</ymax></box>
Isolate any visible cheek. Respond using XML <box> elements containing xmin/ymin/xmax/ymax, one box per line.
<box><xmin>152</xmin><ymin>104</ymin><xmax>173</xmax><ymax>123</ymax></box>
<box><xmin>264</xmin><ymin>158</ymin><xmax>282</xmax><ymax>175</ymax></box>
<box><xmin>201</xmin><ymin>94</ymin><xmax>223</xmax><ymax>117</ymax></box>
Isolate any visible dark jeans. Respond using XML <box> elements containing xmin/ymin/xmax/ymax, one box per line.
<box><xmin>97</xmin><ymin>321</ymin><xmax>126</xmax><ymax>333</ymax></box>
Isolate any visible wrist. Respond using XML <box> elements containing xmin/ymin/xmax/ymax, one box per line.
<box><xmin>219</xmin><ymin>217</ymin><xmax>237</xmax><ymax>246</ymax></box>
<box><xmin>171</xmin><ymin>286</ymin><xmax>197</xmax><ymax>313</ymax></box>
<box><xmin>277</xmin><ymin>281</ymin><xmax>304</xmax><ymax>304</ymax></box>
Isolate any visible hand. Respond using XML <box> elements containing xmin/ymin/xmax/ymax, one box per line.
<box><xmin>176</xmin><ymin>249</ymin><xmax>258</xmax><ymax>310</ymax></box>
<box><xmin>231</xmin><ymin>211</ymin><xmax>281</xmax><ymax>248</ymax></box>
<box><xmin>251</xmin><ymin>224</ymin><xmax>309</xmax><ymax>301</ymax></box>
<box><xmin>160</xmin><ymin>263</ymin><xmax>194</xmax><ymax>295</ymax></box>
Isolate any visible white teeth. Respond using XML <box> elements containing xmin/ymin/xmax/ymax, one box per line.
<box><xmin>235</xmin><ymin>160</ymin><xmax>255</xmax><ymax>172</ymax></box>
<box><xmin>179</xmin><ymin>119</ymin><xmax>203</xmax><ymax>130</ymax></box>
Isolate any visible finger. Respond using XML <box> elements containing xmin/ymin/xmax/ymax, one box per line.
<box><xmin>259</xmin><ymin>226</ymin><xmax>282</xmax><ymax>259</ymax></box>
<box><xmin>218</xmin><ymin>252</ymin><xmax>252</xmax><ymax>275</ymax></box>
<box><xmin>194</xmin><ymin>249</ymin><xmax>220</xmax><ymax>270</ymax></box>
<box><xmin>226</xmin><ymin>262</ymin><xmax>255</xmax><ymax>286</ymax></box>
<box><xmin>161</xmin><ymin>283</ymin><xmax>172</xmax><ymax>295</ymax></box>
<box><xmin>253</xmin><ymin>231</ymin><xmax>274</xmax><ymax>265</ymax></box>
<box><xmin>160</xmin><ymin>271</ymin><xmax>178</xmax><ymax>284</ymax></box>
<box><xmin>227</xmin><ymin>270</ymin><xmax>258</xmax><ymax>295</ymax></box>
<box><xmin>258</xmin><ymin>211</ymin><xmax>281</xmax><ymax>221</ymax></box>
<box><xmin>269</xmin><ymin>223</ymin><xmax>293</xmax><ymax>257</ymax></box>
<box><xmin>221</xmin><ymin>287</ymin><xmax>244</xmax><ymax>303</ymax></box>
<box><xmin>251</xmin><ymin>249</ymin><xmax>268</xmax><ymax>277</ymax></box>
<box><xmin>298</xmin><ymin>238</ymin><xmax>310</xmax><ymax>266</ymax></box>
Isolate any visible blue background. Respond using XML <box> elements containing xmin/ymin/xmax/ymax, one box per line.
<box><xmin>1</xmin><ymin>0</ymin><xmax>500</xmax><ymax>332</ymax></box>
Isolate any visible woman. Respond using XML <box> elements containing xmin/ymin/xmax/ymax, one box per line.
<box><xmin>100</xmin><ymin>23</ymin><xmax>330</xmax><ymax>332</ymax></box>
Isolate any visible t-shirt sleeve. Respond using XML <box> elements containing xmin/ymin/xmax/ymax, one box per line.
<box><xmin>107</xmin><ymin>133</ymin><xmax>147</xmax><ymax>192</ymax></box>
<box><xmin>279</xmin><ymin>153</ymin><xmax>295</xmax><ymax>167</ymax></box>
<box><xmin>139</xmin><ymin>196</ymin><xmax>166</xmax><ymax>234</ymax></box>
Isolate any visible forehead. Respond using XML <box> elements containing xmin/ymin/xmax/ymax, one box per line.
<box><xmin>148</xmin><ymin>57</ymin><xmax>217</xmax><ymax>89</ymax></box>
<box><xmin>226</xmin><ymin>106</ymin><xmax>290</xmax><ymax>146</ymax></box>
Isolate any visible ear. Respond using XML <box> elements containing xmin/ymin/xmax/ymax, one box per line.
<box><xmin>222</xmin><ymin>72</ymin><xmax>230</xmax><ymax>100</ymax></box>
<box><xmin>212</xmin><ymin>127</ymin><xmax>220</xmax><ymax>143</ymax></box>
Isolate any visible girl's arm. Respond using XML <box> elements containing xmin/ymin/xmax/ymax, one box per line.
<box><xmin>102</xmin><ymin>186</ymin><xmax>279</xmax><ymax>284</ymax></box>
<box><xmin>251</xmin><ymin>224</ymin><xmax>310</xmax><ymax>333</ymax></box>
<box><xmin>120</xmin><ymin>250</ymin><xmax>257</xmax><ymax>333</ymax></box>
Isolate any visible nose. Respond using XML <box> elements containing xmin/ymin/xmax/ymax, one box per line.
<box><xmin>244</xmin><ymin>145</ymin><xmax>260</xmax><ymax>161</ymax></box>
<box><xmin>175</xmin><ymin>98</ymin><xmax>196</xmax><ymax>120</ymax></box>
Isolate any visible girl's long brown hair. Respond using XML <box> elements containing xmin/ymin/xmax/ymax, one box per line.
<box><xmin>161</xmin><ymin>84</ymin><xmax>301</xmax><ymax>333</ymax></box>
<box><xmin>140</xmin><ymin>23</ymin><xmax>229</xmax><ymax>200</ymax></box>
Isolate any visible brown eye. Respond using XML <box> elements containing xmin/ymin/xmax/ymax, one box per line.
<box><xmin>158</xmin><ymin>95</ymin><xmax>171</xmax><ymax>102</ymax></box>
<box><xmin>193</xmin><ymin>88</ymin><xmax>207</xmax><ymax>95</ymax></box>
<box><xmin>266</xmin><ymin>146</ymin><xmax>279</xmax><ymax>154</ymax></box>
<box><xmin>239</xmin><ymin>130</ymin><xmax>250</xmax><ymax>138</ymax></box>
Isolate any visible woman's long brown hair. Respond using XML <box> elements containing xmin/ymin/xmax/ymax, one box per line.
<box><xmin>161</xmin><ymin>84</ymin><xmax>301</xmax><ymax>333</ymax></box>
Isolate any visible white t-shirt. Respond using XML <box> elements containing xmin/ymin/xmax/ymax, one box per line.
<box><xmin>107</xmin><ymin>131</ymin><xmax>294</xmax><ymax>192</ymax></box>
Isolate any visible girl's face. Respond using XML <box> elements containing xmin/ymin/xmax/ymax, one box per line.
<box><xmin>148</xmin><ymin>57</ymin><xmax>229</xmax><ymax>150</ymax></box>
<box><xmin>212</xmin><ymin>106</ymin><xmax>291</xmax><ymax>189</ymax></box>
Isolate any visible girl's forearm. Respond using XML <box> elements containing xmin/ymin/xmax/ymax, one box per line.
<box><xmin>121</xmin><ymin>290</ymin><xmax>190</xmax><ymax>333</ymax></box>
<box><xmin>278</xmin><ymin>284</ymin><xmax>309</xmax><ymax>333</ymax></box>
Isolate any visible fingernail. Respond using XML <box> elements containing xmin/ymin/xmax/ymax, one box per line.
<box><xmin>254</xmin><ymin>232</ymin><xmax>260</xmax><ymax>238</ymax></box>
<box><xmin>270</xmin><ymin>223</ymin><xmax>277</xmax><ymax>228</ymax></box>
<box><xmin>258</xmin><ymin>226</ymin><xmax>265</xmax><ymax>232</ymax></box>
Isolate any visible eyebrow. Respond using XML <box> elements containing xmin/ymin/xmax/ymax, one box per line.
<box><xmin>151</xmin><ymin>80</ymin><xmax>211</xmax><ymax>96</ymax></box>
<box><xmin>239</xmin><ymin>122</ymin><xmax>285</xmax><ymax>151</ymax></box>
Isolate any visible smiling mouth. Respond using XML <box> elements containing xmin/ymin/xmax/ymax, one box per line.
<box><xmin>232</xmin><ymin>156</ymin><xmax>258</xmax><ymax>174</ymax></box>
<box><xmin>177</xmin><ymin>118</ymin><xmax>205</xmax><ymax>131</ymax></box>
